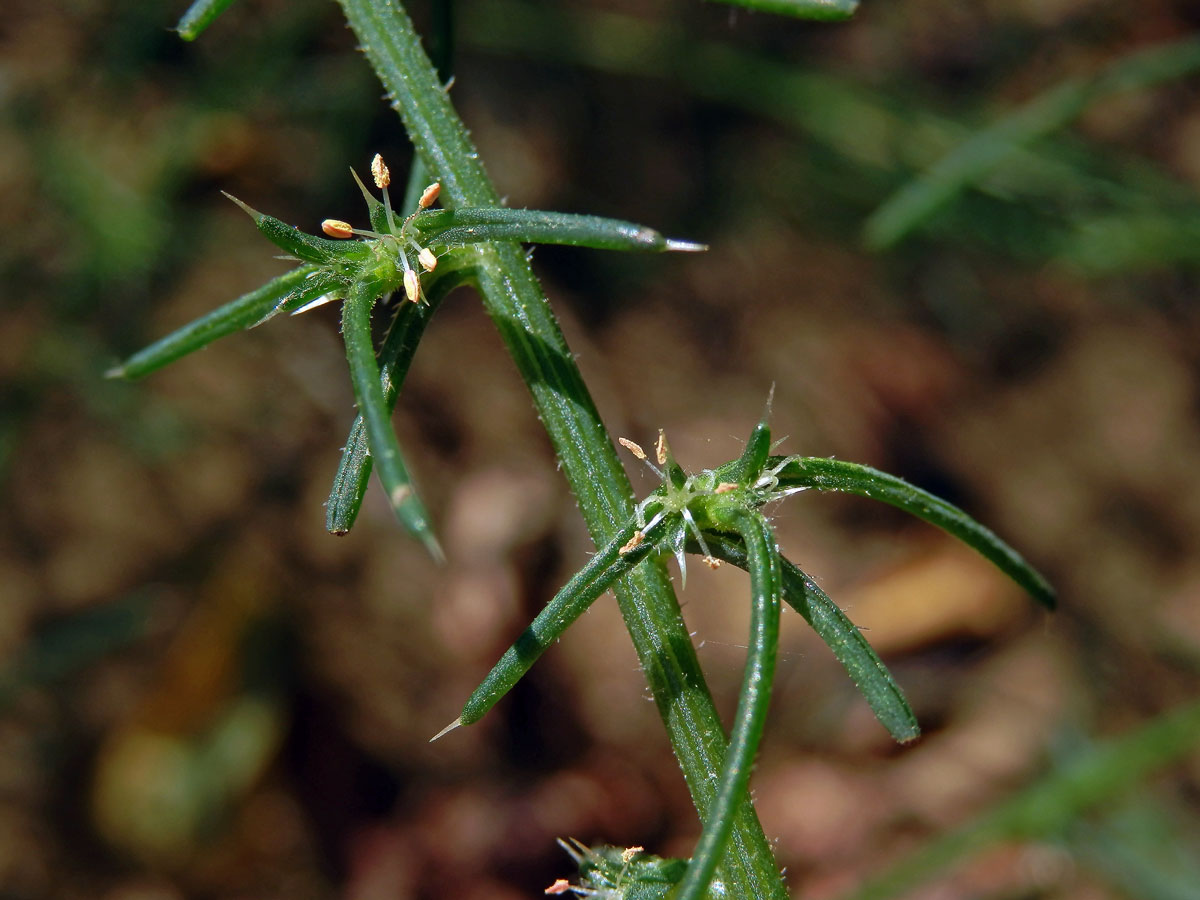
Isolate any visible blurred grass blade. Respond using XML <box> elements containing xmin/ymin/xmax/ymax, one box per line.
<box><xmin>705</xmin><ymin>0</ymin><xmax>857</xmax><ymax>20</ymax></box>
<box><xmin>176</xmin><ymin>0</ymin><xmax>239</xmax><ymax>41</ymax></box>
<box><xmin>1069</xmin><ymin>803</ymin><xmax>1200</xmax><ymax>900</ymax></box>
<box><xmin>674</xmin><ymin>509</ymin><xmax>781</xmax><ymax>900</ymax></box>
<box><xmin>413</xmin><ymin>207</ymin><xmax>705</xmax><ymax>253</ymax></box>
<box><xmin>865</xmin><ymin>35</ymin><xmax>1200</xmax><ymax>249</ymax></box>
<box><xmin>107</xmin><ymin>265</ymin><xmax>316</xmax><ymax>380</ymax></box>
<box><xmin>339</xmin><ymin>277</ymin><xmax>443</xmax><ymax>562</ymax></box>
<box><xmin>454</xmin><ymin>517</ymin><xmax>655</xmax><ymax>730</ymax></box>
<box><xmin>700</xmin><ymin>533</ymin><xmax>919</xmax><ymax>743</ymax></box>
<box><xmin>326</xmin><ymin>262</ymin><xmax>478</xmax><ymax>536</ymax></box>
<box><xmin>842</xmin><ymin>698</ymin><xmax>1200</xmax><ymax>900</ymax></box>
<box><xmin>776</xmin><ymin>457</ymin><xmax>1055</xmax><ymax>609</ymax></box>
<box><xmin>0</xmin><ymin>596</ymin><xmax>153</xmax><ymax>708</ymax></box>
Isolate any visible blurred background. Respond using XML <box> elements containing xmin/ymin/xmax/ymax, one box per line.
<box><xmin>3</xmin><ymin>0</ymin><xmax>1200</xmax><ymax>898</ymax></box>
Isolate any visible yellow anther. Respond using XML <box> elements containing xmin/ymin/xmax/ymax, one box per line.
<box><xmin>403</xmin><ymin>269</ymin><xmax>421</xmax><ymax>303</ymax></box>
<box><xmin>618</xmin><ymin>437</ymin><xmax>646</xmax><ymax>460</ymax></box>
<box><xmin>320</xmin><ymin>218</ymin><xmax>354</xmax><ymax>239</ymax></box>
<box><xmin>418</xmin><ymin>182</ymin><xmax>441</xmax><ymax>209</ymax></box>
<box><xmin>714</xmin><ymin>482</ymin><xmax>738</xmax><ymax>494</ymax></box>
<box><xmin>619</xmin><ymin>531</ymin><xmax>645</xmax><ymax>555</ymax></box>
<box><xmin>417</xmin><ymin>247</ymin><xmax>438</xmax><ymax>272</ymax></box>
<box><xmin>655</xmin><ymin>430</ymin><xmax>668</xmax><ymax>466</ymax></box>
<box><xmin>371</xmin><ymin>153</ymin><xmax>391</xmax><ymax>189</ymax></box>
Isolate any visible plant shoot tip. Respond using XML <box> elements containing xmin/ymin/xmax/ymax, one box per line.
<box><xmin>103</xmin><ymin>365</ymin><xmax>126</xmax><ymax>380</ymax></box>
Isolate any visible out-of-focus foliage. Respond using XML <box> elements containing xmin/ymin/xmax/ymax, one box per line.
<box><xmin>4</xmin><ymin>0</ymin><xmax>1200</xmax><ymax>898</ymax></box>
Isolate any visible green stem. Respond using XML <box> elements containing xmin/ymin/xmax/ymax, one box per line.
<box><xmin>336</xmin><ymin>1</ymin><xmax>787</xmax><ymax>895</ymax></box>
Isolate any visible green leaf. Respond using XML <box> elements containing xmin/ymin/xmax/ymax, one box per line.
<box><xmin>325</xmin><ymin>260</ymin><xmax>479</xmax><ymax>537</ymax></box>
<box><xmin>700</xmin><ymin>533</ymin><xmax>920</xmax><ymax>743</ymax></box>
<box><xmin>864</xmin><ymin>35</ymin><xmax>1200</xmax><ymax>249</ymax></box>
<box><xmin>339</xmin><ymin>276</ymin><xmax>444</xmax><ymax>562</ymax></box>
<box><xmin>412</xmin><ymin>207</ymin><xmax>705</xmax><ymax>253</ymax></box>
<box><xmin>107</xmin><ymin>265</ymin><xmax>317</xmax><ymax>380</ymax></box>
<box><xmin>704</xmin><ymin>0</ymin><xmax>858</xmax><ymax>21</ymax></box>
<box><xmin>339</xmin><ymin>1</ymin><xmax>787</xmax><ymax>894</ymax></box>
<box><xmin>176</xmin><ymin>0</ymin><xmax>239</xmax><ymax>41</ymax></box>
<box><xmin>842</xmin><ymin>699</ymin><xmax>1200</xmax><ymax>900</ymax></box>
<box><xmin>223</xmin><ymin>192</ymin><xmax>371</xmax><ymax>265</ymax></box>
<box><xmin>775</xmin><ymin>457</ymin><xmax>1056</xmax><ymax>609</ymax></box>
<box><xmin>448</xmin><ymin>516</ymin><xmax>653</xmax><ymax>734</ymax></box>
<box><xmin>674</xmin><ymin>508</ymin><xmax>781</xmax><ymax>900</ymax></box>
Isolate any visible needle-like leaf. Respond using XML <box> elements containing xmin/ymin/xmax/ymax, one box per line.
<box><xmin>411</xmin><ymin>207</ymin><xmax>705</xmax><ymax>253</ymax></box>
<box><xmin>774</xmin><ymin>456</ymin><xmax>1056</xmax><ymax>609</ymax></box>
<box><xmin>673</xmin><ymin>508</ymin><xmax>781</xmax><ymax>900</ymax></box>
<box><xmin>326</xmin><ymin>260</ymin><xmax>478</xmax><ymax>537</ymax></box>
<box><xmin>451</xmin><ymin>516</ymin><xmax>657</xmax><ymax>731</ymax></box>
<box><xmin>107</xmin><ymin>265</ymin><xmax>317</xmax><ymax>380</ymax></box>
<box><xmin>340</xmin><ymin>277</ymin><xmax>444</xmax><ymax>562</ymax></box>
<box><xmin>704</xmin><ymin>0</ymin><xmax>858</xmax><ymax>21</ymax></box>
<box><xmin>176</xmin><ymin>0</ymin><xmax>239</xmax><ymax>41</ymax></box>
<box><xmin>699</xmin><ymin>533</ymin><xmax>920</xmax><ymax>743</ymax></box>
<box><xmin>864</xmin><ymin>35</ymin><xmax>1200</xmax><ymax>249</ymax></box>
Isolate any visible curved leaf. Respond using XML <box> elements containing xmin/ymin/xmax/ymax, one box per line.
<box><xmin>340</xmin><ymin>277</ymin><xmax>444</xmax><ymax>562</ymax></box>
<box><xmin>775</xmin><ymin>456</ymin><xmax>1055</xmax><ymax>609</ymax></box>
<box><xmin>326</xmin><ymin>260</ymin><xmax>478</xmax><ymax>538</ymax></box>
<box><xmin>700</xmin><ymin>533</ymin><xmax>920</xmax><ymax>743</ymax></box>
<box><xmin>674</xmin><ymin>508</ymin><xmax>781</xmax><ymax>900</ymax></box>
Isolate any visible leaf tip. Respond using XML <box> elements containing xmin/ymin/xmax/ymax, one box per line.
<box><xmin>430</xmin><ymin>717</ymin><xmax>463</xmax><ymax>742</ymax></box>
<box><xmin>221</xmin><ymin>190</ymin><xmax>263</xmax><ymax>223</ymax></box>
<box><xmin>424</xmin><ymin>532</ymin><xmax>447</xmax><ymax>565</ymax></box>
<box><xmin>665</xmin><ymin>238</ymin><xmax>708</xmax><ymax>253</ymax></box>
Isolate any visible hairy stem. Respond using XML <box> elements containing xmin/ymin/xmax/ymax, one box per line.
<box><xmin>337</xmin><ymin>1</ymin><xmax>786</xmax><ymax>895</ymax></box>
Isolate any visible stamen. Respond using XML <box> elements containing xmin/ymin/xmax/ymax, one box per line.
<box><xmin>619</xmin><ymin>531</ymin><xmax>645</xmax><ymax>555</ymax></box>
<box><xmin>371</xmin><ymin>153</ymin><xmax>399</xmax><ymax>234</ymax></box>
<box><xmin>417</xmin><ymin>247</ymin><xmax>438</xmax><ymax>272</ymax></box>
<box><xmin>418</xmin><ymin>182</ymin><xmax>441</xmax><ymax>209</ymax></box>
<box><xmin>618</xmin><ymin>437</ymin><xmax>646</xmax><ymax>460</ymax></box>
<box><xmin>403</xmin><ymin>269</ymin><xmax>421</xmax><ymax>303</ymax></box>
<box><xmin>371</xmin><ymin>154</ymin><xmax>391</xmax><ymax>189</ymax></box>
<box><xmin>321</xmin><ymin>218</ymin><xmax>354</xmax><ymax>239</ymax></box>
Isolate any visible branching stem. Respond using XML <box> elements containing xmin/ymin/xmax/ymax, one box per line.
<box><xmin>337</xmin><ymin>1</ymin><xmax>788</xmax><ymax>895</ymax></box>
